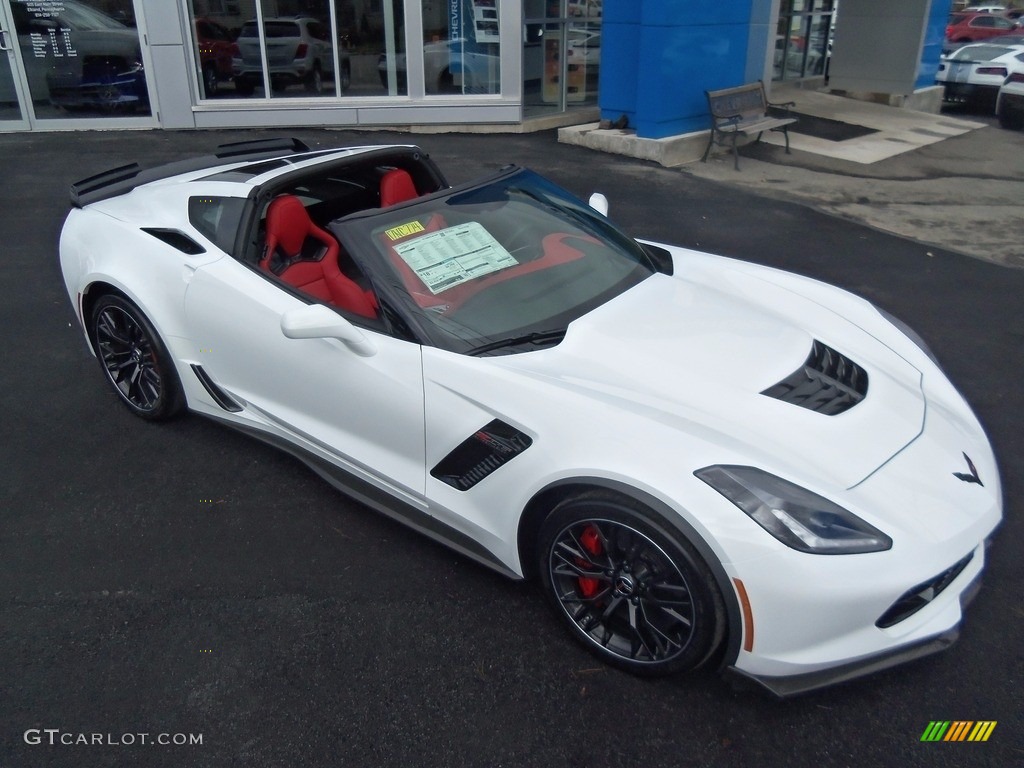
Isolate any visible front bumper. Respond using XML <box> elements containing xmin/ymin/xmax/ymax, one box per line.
<box><xmin>726</xmin><ymin>574</ymin><xmax>981</xmax><ymax>697</ymax></box>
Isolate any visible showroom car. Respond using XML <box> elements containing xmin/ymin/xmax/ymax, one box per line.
<box><xmin>937</xmin><ymin>42</ymin><xmax>1024</xmax><ymax>108</ymax></box>
<box><xmin>7</xmin><ymin>0</ymin><xmax>147</xmax><ymax>111</ymax></box>
<box><xmin>233</xmin><ymin>17</ymin><xmax>350</xmax><ymax>96</ymax></box>
<box><xmin>59</xmin><ymin>139</ymin><xmax>1002</xmax><ymax>696</ymax></box>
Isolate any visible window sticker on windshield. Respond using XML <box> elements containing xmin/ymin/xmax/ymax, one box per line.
<box><xmin>385</xmin><ymin>221</ymin><xmax>426</xmax><ymax>241</ymax></box>
<box><xmin>392</xmin><ymin>222</ymin><xmax>519</xmax><ymax>294</ymax></box>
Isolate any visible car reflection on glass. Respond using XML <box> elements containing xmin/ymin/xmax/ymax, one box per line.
<box><xmin>233</xmin><ymin>17</ymin><xmax>350</xmax><ymax>96</ymax></box>
<box><xmin>378</xmin><ymin>40</ymin><xmax>499</xmax><ymax>94</ymax></box>
<box><xmin>9</xmin><ymin>0</ymin><xmax>147</xmax><ymax>111</ymax></box>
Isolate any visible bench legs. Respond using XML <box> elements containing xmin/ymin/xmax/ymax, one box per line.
<box><xmin>702</xmin><ymin>129</ymin><xmax>742</xmax><ymax>171</ymax></box>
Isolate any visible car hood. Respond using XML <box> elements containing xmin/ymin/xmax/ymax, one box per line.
<box><xmin>502</xmin><ymin>266</ymin><xmax>925</xmax><ymax>490</ymax></box>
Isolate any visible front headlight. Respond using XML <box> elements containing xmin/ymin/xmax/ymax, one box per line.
<box><xmin>695</xmin><ymin>466</ymin><xmax>892</xmax><ymax>554</ymax></box>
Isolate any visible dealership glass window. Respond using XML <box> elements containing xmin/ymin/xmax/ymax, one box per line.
<box><xmin>185</xmin><ymin>0</ymin><xmax>406</xmax><ymax>101</ymax></box>
<box><xmin>8</xmin><ymin>0</ymin><xmax>151</xmax><ymax>120</ymax></box>
<box><xmin>774</xmin><ymin>0</ymin><xmax>836</xmax><ymax>81</ymax></box>
<box><xmin>420</xmin><ymin>0</ymin><xmax>499</xmax><ymax>95</ymax></box>
<box><xmin>524</xmin><ymin>0</ymin><xmax>600</xmax><ymax>117</ymax></box>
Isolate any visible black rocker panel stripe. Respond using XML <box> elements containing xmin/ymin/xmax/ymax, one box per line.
<box><xmin>431</xmin><ymin>420</ymin><xmax>533</xmax><ymax>491</ymax></box>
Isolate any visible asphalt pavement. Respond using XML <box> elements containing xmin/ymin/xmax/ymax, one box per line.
<box><xmin>1</xmin><ymin>124</ymin><xmax>1022</xmax><ymax>768</ymax></box>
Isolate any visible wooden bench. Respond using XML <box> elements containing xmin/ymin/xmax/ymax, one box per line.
<box><xmin>702</xmin><ymin>82</ymin><xmax>797</xmax><ymax>170</ymax></box>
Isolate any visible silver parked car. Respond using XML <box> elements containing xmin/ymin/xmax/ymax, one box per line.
<box><xmin>233</xmin><ymin>17</ymin><xmax>349</xmax><ymax>96</ymax></box>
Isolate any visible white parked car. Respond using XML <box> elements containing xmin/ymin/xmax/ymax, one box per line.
<box><xmin>59</xmin><ymin>139</ymin><xmax>1002</xmax><ymax>696</ymax></box>
<box><xmin>233</xmin><ymin>17</ymin><xmax>349</xmax><ymax>95</ymax></box>
<box><xmin>937</xmin><ymin>42</ymin><xmax>1024</xmax><ymax>108</ymax></box>
<box><xmin>996</xmin><ymin>66</ymin><xmax>1024</xmax><ymax>127</ymax></box>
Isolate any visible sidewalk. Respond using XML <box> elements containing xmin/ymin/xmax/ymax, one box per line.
<box><xmin>561</xmin><ymin>86</ymin><xmax>1024</xmax><ymax>269</ymax></box>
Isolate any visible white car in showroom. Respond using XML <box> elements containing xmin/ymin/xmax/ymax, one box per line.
<box><xmin>59</xmin><ymin>139</ymin><xmax>1002</xmax><ymax>696</ymax></box>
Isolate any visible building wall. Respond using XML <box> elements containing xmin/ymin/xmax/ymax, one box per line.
<box><xmin>602</xmin><ymin>0</ymin><xmax>776</xmax><ymax>139</ymax></box>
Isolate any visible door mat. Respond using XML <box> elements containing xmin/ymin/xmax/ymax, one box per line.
<box><xmin>783</xmin><ymin>113</ymin><xmax>879</xmax><ymax>142</ymax></box>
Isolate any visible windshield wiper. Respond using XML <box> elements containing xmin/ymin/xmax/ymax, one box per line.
<box><xmin>467</xmin><ymin>329</ymin><xmax>566</xmax><ymax>356</ymax></box>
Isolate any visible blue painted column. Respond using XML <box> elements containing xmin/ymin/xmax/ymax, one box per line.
<box><xmin>600</xmin><ymin>0</ymin><xmax>774</xmax><ymax>140</ymax></box>
<box><xmin>917</xmin><ymin>0</ymin><xmax>953</xmax><ymax>89</ymax></box>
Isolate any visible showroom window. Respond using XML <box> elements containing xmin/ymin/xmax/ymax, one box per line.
<box><xmin>185</xmin><ymin>0</ymin><xmax>407</xmax><ymax>100</ymax></box>
<box><xmin>774</xmin><ymin>0</ymin><xmax>836</xmax><ymax>81</ymax></box>
<box><xmin>7</xmin><ymin>0</ymin><xmax>151</xmax><ymax>120</ymax></box>
<box><xmin>420</xmin><ymin>0</ymin><xmax>500</xmax><ymax>95</ymax></box>
<box><xmin>523</xmin><ymin>0</ymin><xmax>600</xmax><ymax>117</ymax></box>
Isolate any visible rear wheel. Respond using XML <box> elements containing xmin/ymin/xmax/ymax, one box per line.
<box><xmin>203</xmin><ymin>63</ymin><xmax>219</xmax><ymax>97</ymax></box>
<box><xmin>537</xmin><ymin>492</ymin><xmax>725</xmax><ymax>676</ymax></box>
<box><xmin>89</xmin><ymin>293</ymin><xmax>185</xmax><ymax>421</ymax></box>
<box><xmin>998</xmin><ymin>103</ymin><xmax>1024</xmax><ymax>130</ymax></box>
<box><xmin>306</xmin><ymin>65</ymin><xmax>324</xmax><ymax>94</ymax></box>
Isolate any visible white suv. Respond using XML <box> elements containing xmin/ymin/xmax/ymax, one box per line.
<box><xmin>233</xmin><ymin>17</ymin><xmax>349</xmax><ymax>96</ymax></box>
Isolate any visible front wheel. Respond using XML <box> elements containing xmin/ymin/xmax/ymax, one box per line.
<box><xmin>538</xmin><ymin>492</ymin><xmax>726</xmax><ymax>676</ymax></box>
<box><xmin>89</xmin><ymin>293</ymin><xmax>185</xmax><ymax>421</ymax></box>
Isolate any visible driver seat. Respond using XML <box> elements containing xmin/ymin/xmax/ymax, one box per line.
<box><xmin>260</xmin><ymin>195</ymin><xmax>377</xmax><ymax>319</ymax></box>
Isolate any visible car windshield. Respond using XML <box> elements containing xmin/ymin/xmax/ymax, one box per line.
<box><xmin>335</xmin><ymin>168</ymin><xmax>658</xmax><ymax>355</ymax></box>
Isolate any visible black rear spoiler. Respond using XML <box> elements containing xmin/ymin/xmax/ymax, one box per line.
<box><xmin>69</xmin><ymin>137</ymin><xmax>311</xmax><ymax>208</ymax></box>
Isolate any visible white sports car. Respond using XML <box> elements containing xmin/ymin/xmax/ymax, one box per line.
<box><xmin>59</xmin><ymin>139</ymin><xmax>1002</xmax><ymax>696</ymax></box>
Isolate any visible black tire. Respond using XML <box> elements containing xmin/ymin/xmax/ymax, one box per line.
<box><xmin>306</xmin><ymin>65</ymin><xmax>323</xmax><ymax>94</ymax></box>
<box><xmin>437</xmin><ymin>68</ymin><xmax>458</xmax><ymax>94</ymax></box>
<box><xmin>88</xmin><ymin>293</ymin><xmax>185</xmax><ymax>421</ymax></box>
<box><xmin>339</xmin><ymin>62</ymin><xmax>351</xmax><ymax>93</ymax></box>
<box><xmin>537</xmin><ymin>491</ymin><xmax>726</xmax><ymax>677</ymax></box>
<box><xmin>998</xmin><ymin>104</ymin><xmax>1024</xmax><ymax>131</ymax></box>
<box><xmin>202</xmin><ymin>63</ymin><xmax>219</xmax><ymax>97</ymax></box>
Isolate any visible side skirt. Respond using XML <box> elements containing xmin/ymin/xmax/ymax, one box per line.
<box><xmin>203</xmin><ymin>413</ymin><xmax>521</xmax><ymax>581</ymax></box>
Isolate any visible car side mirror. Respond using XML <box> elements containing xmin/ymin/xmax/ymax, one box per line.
<box><xmin>588</xmin><ymin>193</ymin><xmax>608</xmax><ymax>217</ymax></box>
<box><xmin>280</xmin><ymin>304</ymin><xmax>377</xmax><ymax>357</ymax></box>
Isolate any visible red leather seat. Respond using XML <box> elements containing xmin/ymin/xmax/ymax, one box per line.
<box><xmin>380</xmin><ymin>168</ymin><xmax>419</xmax><ymax>207</ymax></box>
<box><xmin>260</xmin><ymin>195</ymin><xmax>377</xmax><ymax>319</ymax></box>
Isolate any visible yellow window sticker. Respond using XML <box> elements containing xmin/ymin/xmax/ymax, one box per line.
<box><xmin>385</xmin><ymin>221</ymin><xmax>426</xmax><ymax>241</ymax></box>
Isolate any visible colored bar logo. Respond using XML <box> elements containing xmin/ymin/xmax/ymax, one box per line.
<box><xmin>921</xmin><ymin>721</ymin><xmax>997</xmax><ymax>742</ymax></box>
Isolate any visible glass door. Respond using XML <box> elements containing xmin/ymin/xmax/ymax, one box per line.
<box><xmin>5</xmin><ymin>0</ymin><xmax>156</xmax><ymax>128</ymax></box>
<box><xmin>523</xmin><ymin>0</ymin><xmax>600</xmax><ymax>118</ymax></box>
<box><xmin>0</xmin><ymin>0</ymin><xmax>29</xmax><ymax>129</ymax></box>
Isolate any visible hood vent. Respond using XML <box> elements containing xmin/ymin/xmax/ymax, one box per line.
<box><xmin>762</xmin><ymin>340</ymin><xmax>868</xmax><ymax>416</ymax></box>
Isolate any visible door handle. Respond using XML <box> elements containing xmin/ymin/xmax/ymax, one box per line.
<box><xmin>0</xmin><ymin>30</ymin><xmax>11</xmax><ymax>52</ymax></box>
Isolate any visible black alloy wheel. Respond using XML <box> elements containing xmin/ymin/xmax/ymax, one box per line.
<box><xmin>538</xmin><ymin>493</ymin><xmax>725</xmax><ymax>676</ymax></box>
<box><xmin>89</xmin><ymin>293</ymin><xmax>184</xmax><ymax>421</ymax></box>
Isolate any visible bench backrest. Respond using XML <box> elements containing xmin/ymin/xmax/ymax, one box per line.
<box><xmin>706</xmin><ymin>83</ymin><xmax>769</xmax><ymax>124</ymax></box>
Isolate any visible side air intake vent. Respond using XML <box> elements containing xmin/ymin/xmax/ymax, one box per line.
<box><xmin>431</xmin><ymin>420</ymin><xmax>532</xmax><ymax>491</ymax></box>
<box><xmin>762</xmin><ymin>340</ymin><xmax>868</xmax><ymax>416</ymax></box>
<box><xmin>141</xmin><ymin>228</ymin><xmax>206</xmax><ymax>255</ymax></box>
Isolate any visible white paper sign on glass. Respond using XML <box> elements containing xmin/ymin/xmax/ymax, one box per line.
<box><xmin>392</xmin><ymin>221</ymin><xmax>518</xmax><ymax>294</ymax></box>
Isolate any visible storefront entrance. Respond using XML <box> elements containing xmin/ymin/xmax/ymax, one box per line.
<box><xmin>774</xmin><ymin>0</ymin><xmax>837</xmax><ymax>82</ymax></box>
<box><xmin>0</xmin><ymin>0</ymin><xmax>156</xmax><ymax>131</ymax></box>
<box><xmin>523</xmin><ymin>0</ymin><xmax>600</xmax><ymax>118</ymax></box>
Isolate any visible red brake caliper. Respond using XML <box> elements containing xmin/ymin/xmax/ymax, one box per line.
<box><xmin>577</xmin><ymin>524</ymin><xmax>603</xmax><ymax>598</ymax></box>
